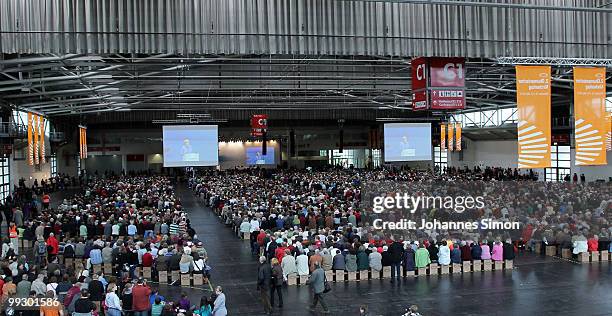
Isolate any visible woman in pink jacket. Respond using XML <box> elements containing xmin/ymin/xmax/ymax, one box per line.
<box><xmin>491</xmin><ymin>242</ymin><xmax>504</xmax><ymax>261</ymax></box>
<box><xmin>480</xmin><ymin>242</ymin><xmax>492</xmax><ymax>260</ymax></box>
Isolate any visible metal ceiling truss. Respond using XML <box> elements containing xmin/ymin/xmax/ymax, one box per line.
<box><xmin>497</xmin><ymin>57</ymin><xmax>612</xmax><ymax>67</ymax></box>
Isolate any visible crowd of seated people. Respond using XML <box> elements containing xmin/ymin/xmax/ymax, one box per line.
<box><xmin>191</xmin><ymin>167</ymin><xmax>611</xmax><ymax>275</ymax></box>
<box><xmin>0</xmin><ymin>176</ymin><xmax>227</xmax><ymax>316</ymax></box>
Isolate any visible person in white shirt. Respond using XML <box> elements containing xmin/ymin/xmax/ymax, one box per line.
<box><xmin>296</xmin><ymin>251</ymin><xmax>309</xmax><ymax>276</ymax></box>
<box><xmin>104</xmin><ymin>284</ymin><xmax>122</xmax><ymax>316</ymax></box>
<box><xmin>281</xmin><ymin>250</ymin><xmax>297</xmax><ymax>279</ymax></box>
<box><xmin>250</xmin><ymin>218</ymin><xmax>260</xmax><ymax>233</ymax></box>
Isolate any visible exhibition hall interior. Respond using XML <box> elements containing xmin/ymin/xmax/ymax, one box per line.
<box><xmin>0</xmin><ymin>1</ymin><xmax>611</xmax><ymax>315</ymax></box>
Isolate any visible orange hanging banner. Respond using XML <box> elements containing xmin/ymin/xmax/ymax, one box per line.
<box><xmin>440</xmin><ymin>124</ymin><xmax>446</xmax><ymax>150</ymax></box>
<box><xmin>447</xmin><ymin>123</ymin><xmax>454</xmax><ymax>152</ymax></box>
<box><xmin>607</xmin><ymin>112</ymin><xmax>611</xmax><ymax>152</ymax></box>
<box><xmin>573</xmin><ymin>67</ymin><xmax>607</xmax><ymax>165</ymax></box>
<box><xmin>516</xmin><ymin>65</ymin><xmax>551</xmax><ymax>168</ymax></box>
<box><xmin>455</xmin><ymin>123</ymin><xmax>462</xmax><ymax>151</ymax></box>
<box><xmin>40</xmin><ymin>116</ymin><xmax>46</xmax><ymax>164</ymax></box>
<box><xmin>79</xmin><ymin>126</ymin><xmax>88</xmax><ymax>159</ymax></box>
<box><xmin>34</xmin><ymin>115</ymin><xmax>40</xmax><ymax>164</ymax></box>
<box><xmin>27</xmin><ymin>113</ymin><xmax>33</xmax><ymax>165</ymax></box>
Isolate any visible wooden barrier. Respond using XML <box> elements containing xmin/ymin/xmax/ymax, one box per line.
<box><xmin>299</xmin><ymin>275</ymin><xmax>308</xmax><ymax>285</ymax></box>
<box><xmin>158</xmin><ymin>271</ymin><xmax>168</xmax><ymax>283</ymax></box>
<box><xmin>483</xmin><ymin>260</ymin><xmax>492</xmax><ymax>271</ymax></box>
<box><xmin>590</xmin><ymin>251</ymin><xmax>599</xmax><ymax>262</ymax></box>
<box><xmin>382</xmin><ymin>266</ymin><xmax>391</xmax><ymax>278</ymax></box>
<box><xmin>143</xmin><ymin>267</ymin><xmax>152</xmax><ymax>279</ymax></box>
<box><xmin>578</xmin><ymin>252</ymin><xmax>589</xmax><ymax>262</ymax></box>
<box><xmin>535</xmin><ymin>243</ymin><xmax>542</xmax><ymax>254</ymax></box>
<box><xmin>417</xmin><ymin>267</ymin><xmax>426</xmax><ymax>276</ymax></box>
<box><xmin>347</xmin><ymin>271</ymin><xmax>356</xmax><ymax>281</ymax></box>
<box><xmin>243</xmin><ymin>232</ymin><xmax>250</xmax><ymax>241</ymax></box>
<box><xmin>505</xmin><ymin>260</ymin><xmax>513</xmax><ymax>270</ymax></box>
<box><xmin>287</xmin><ymin>274</ymin><xmax>297</xmax><ymax>285</ymax></box>
<box><xmin>601</xmin><ymin>250</ymin><xmax>610</xmax><ymax>261</ymax></box>
<box><xmin>545</xmin><ymin>245</ymin><xmax>557</xmax><ymax>257</ymax></box>
<box><xmin>428</xmin><ymin>263</ymin><xmax>439</xmax><ymax>275</ymax></box>
<box><xmin>357</xmin><ymin>270</ymin><xmax>368</xmax><ymax>281</ymax></box>
<box><xmin>440</xmin><ymin>265</ymin><xmax>449</xmax><ymax>275</ymax></box>
<box><xmin>462</xmin><ymin>261</ymin><xmax>472</xmax><ymax>273</ymax></box>
<box><xmin>103</xmin><ymin>263</ymin><xmax>113</xmax><ymax>274</ymax></box>
<box><xmin>325</xmin><ymin>270</ymin><xmax>334</xmax><ymax>282</ymax></box>
<box><xmin>405</xmin><ymin>270</ymin><xmax>415</xmax><ymax>277</ymax></box>
<box><xmin>451</xmin><ymin>263</ymin><xmax>462</xmax><ymax>273</ymax></box>
<box><xmin>561</xmin><ymin>249</ymin><xmax>572</xmax><ymax>259</ymax></box>
<box><xmin>92</xmin><ymin>264</ymin><xmax>102</xmax><ymax>274</ymax></box>
<box><xmin>171</xmin><ymin>271</ymin><xmax>180</xmax><ymax>283</ymax></box>
<box><xmin>472</xmin><ymin>260</ymin><xmax>482</xmax><ymax>272</ymax></box>
<box><xmin>493</xmin><ymin>260</ymin><xmax>503</xmax><ymax>270</ymax></box>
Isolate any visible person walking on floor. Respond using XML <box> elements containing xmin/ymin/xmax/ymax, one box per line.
<box><xmin>270</xmin><ymin>258</ymin><xmax>284</xmax><ymax>308</ymax></box>
<box><xmin>308</xmin><ymin>261</ymin><xmax>330</xmax><ymax>314</ymax></box>
<box><xmin>257</xmin><ymin>256</ymin><xmax>273</xmax><ymax>315</ymax></box>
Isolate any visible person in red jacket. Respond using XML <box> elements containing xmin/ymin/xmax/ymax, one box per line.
<box><xmin>46</xmin><ymin>233</ymin><xmax>59</xmax><ymax>256</ymax></box>
<box><xmin>131</xmin><ymin>278</ymin><xmax>152</xmax><ymax>316</ymax></box>
<box><xmin>142</xmin><ymin>251</ymin><xmax>153</xmax><ymax>267</ymax></box>
<box><xmin>587</xmin><ymin>235</ymin><xmax>599</xmax><ymax>252</ymax></box>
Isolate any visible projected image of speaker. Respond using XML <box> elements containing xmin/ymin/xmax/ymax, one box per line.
<box><xmin>162</xmin><ymin>125</ymin><xmax>219</xmax><ymax>167</ymax></box>
<box><xmin>246</xmin><ymin>147</ymin><xmax>275</xmax><ymax>165</ymax></box>
<box><xmin>383</xmin><ymin>123</ymin><xmax>432</xmax><ymax>162</ymax></box>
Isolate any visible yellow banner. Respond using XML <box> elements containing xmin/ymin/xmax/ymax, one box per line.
<box><xmin>27</xmin><ymin>113</ymin><xmax>33</xmax><ymax>165</ymax></box>
<box><xmin>440</xmin><ymin>124</ymin><xmax>446</xmax><ymax>150</ymax></box>
<box><xmin>447</xmin><ymin>123</ymin><xmax>454</xmax><ymax>152</ymax></box>
<box><xmin>79</xmin><ymin>128</ymin><xmax>84</xmax><ymax>159</ymax></box>
<box><xmin>574</xmin><ymin>67</ymin><xmax>607</xmax><ymax>165</ymax></box>
<box><xmin>516</xmin><ymin>65</ymin><xmax>551</xmax><ymax>168</ymax></box>
<box><xmin>79</xmin><ymin>127</ymin><xmax>88</xmax><ymax>159</ymax></box>
<box><xmin>607</xmin><ymin>112</ymin><xmax>611</xmax><ymax>152</ymax></box>
<box><xmin>455</xmin><ymin>123</ymin><xmax>462</xmax><ymax>151</ymax></box>
<box><xmin>40</xmin><ymin>117</ymin><xmax>46</xmax><ymax>164</ymax></box>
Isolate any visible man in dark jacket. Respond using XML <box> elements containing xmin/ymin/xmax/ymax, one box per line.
<box><xmin>503</xmin><ymin>239</ymin><xmax>516</xmax><ymax>260</ymax></box>
<box><xmin>257</xmin><ymin>256</ymin><xmax>273</xmax><ymax>315</ymax></box>
<box><xmin>388</xmin><ymin>236</ymin><xmax>404</xmax><ymax>282</ymax></box>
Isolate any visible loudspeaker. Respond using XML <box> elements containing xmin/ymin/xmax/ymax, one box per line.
<box><xmin>262</xmin><ymin>132</ymin><xmax>267</xmax><ymax>155</ymax></box>
<box><xmin>289</xmin><ymin>131</ymin><xmax>295</xmax><ymax>157</ymax></box>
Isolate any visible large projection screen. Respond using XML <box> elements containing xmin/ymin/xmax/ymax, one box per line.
<box><xmin>384</xmin><ymin>123</ymin><xmax>432</xmax><ymax>162</ymax></box>
<box><xmin>162</xmin><ymin>125</ymin><xmax>219</xmax><ymax>167</ymax></box>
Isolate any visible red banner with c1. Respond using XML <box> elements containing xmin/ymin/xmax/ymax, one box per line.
<box><xmin>251</xmin><ymin>114</ymin><xmax>268</xmax><ymax>137</ymax></box>
<box><xmin>429</xmin><ymin>58</ymin><xmax>465</xmax><ymax>87</ymax></box>
<box><xmin>411</xmin><ymin>57</ymin><xmax>428</xmax><ymax>91</ymax></box>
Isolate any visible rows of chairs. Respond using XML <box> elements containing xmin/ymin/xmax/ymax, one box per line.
<box><xmin>56</xmin><ymin>256</ymin><xmax>207</xmax><ymax>287</ymax></box>
<box><xmin>286</xmin><ymin>259</ymin><xmax>514</xmax><ymax>285</ymax></box>
<box><xmin>536</xmin><ymin>243</ymin><xmax>611</xmax><ymax>263</ymax></box>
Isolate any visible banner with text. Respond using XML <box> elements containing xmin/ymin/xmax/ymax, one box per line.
<box><xmin>455</xmin><ymin>123</ymin><xmax>462</xmax><ymax>151</ymax></box>
<box><xmin>447</xmin><ymin>123</ymin><xmax>454</xmax><ymax>152</ymax></box>
<box><xmin>516</xmin><ymin>65</ymin><xmax>551</xmax><ymax>169</ymax></box>
<box><xmin>27</xmin><ymin>113</ymin><xmax>33</xmax><ymax>165</ymax></box>
<box><xmin>574</xmin><ymin>67</ymin><xmax>607</xmax><ymax>165</ymax></box>
<box><xmin>440</xmin><ymin>124</ymin><xmax>446</xmax><ymax>150</ymax></box>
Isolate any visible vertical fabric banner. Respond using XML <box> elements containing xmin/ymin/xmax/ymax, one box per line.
<box><xmin>516</xmin><ymin>66</ymin><xmax>552</xmax><ymax>168</ymax></box>
<box><xmin>79</xmin><ymin>127</ymin><xmax>84</xmax><ymax>159</ymax></box>
<box><xmin>440</xmin><ymin>123</ymin><xmax>446</xmax><ymax>150</ymax></box>
<box><xmin>573</xmin><ymin>67</ymin><xmax>607</xmax><ymax>165</ymax></box>
<box><xmin>607</xmin><ymin>112</ymin><xmax>611</xmax><ymax>152</ymax></box>
<box><xmin>39</xmin><ymin>117</ymin><xmax>46</xmax><ymax>164</ymax></box>
<box><xmin>79</xmin><ymin>126</ymin><xmax>88</xmax><ymax>159</ymax></box>
<box><xmin>33</xmin><ymin>115</ymin><xmax>39</xmax><ymax>164</ymax></box>
<box><xmin>447</xmin><ymin>123</ymin><xmax>454</xmax><ymax>152</ymax></box>
<box><xmin>27</xmin><ymin>113</ymin><xmax>34</xmax><ymax>165</ymax></box>
<box><xmin>455</xmin><ymin>123</ymin><xmax>462</xmax><ymax>151</ymax></box>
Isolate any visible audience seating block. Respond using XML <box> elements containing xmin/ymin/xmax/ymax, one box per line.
<box><xmin>535</xmin><ymin>243</ymin><xmax>542</xmax><ymax>254</ymax></box>
<box><xmin>299</xmin><ymin>275</ymin><xmax>308</xmax><ymax>285</ymax></box>
<box><xmin>357</xmin><ymin>270</ymin><xmax>367</xmax><ymax>281</ymax></box>
<box><xmin>545</xmin><ymin>245</ymin><xmax>557</xmax><ymax>257</ymax></box>
<box><xmin>472</xmin><ymin>260</ymin><xmax>482</xmax><ymax>272</ymax></box>
<box><xmin>590</xmin><ymin>251</ymin><xmax>599</xmax><ymax>262</ymax></box>
<box><xmin>180</xmin><ymin>274</ymin><xmax>191</xmax><ymax>286</ymax></box>
<box><xmin>440</xmin><ymin>265</ymin><xmax>449</xmax><ymax>274</ymax></box>
<box><xmin>505</xmin><ymin>260</ymin><xmax>513</xmax><ymax>270</ymax></box>
<box><xmin>287</xmin><ymin>274</ymin><xmax>297</xmax><ymax>285</ymax></box>
<box><xmin>193</xmin><ymin>274</ymin><xmax>204</xmax><ymax>286</ymax></box>
<box><xmin>494</xmin><ymin>260</ymin><xmax>503</xmax><ymax>270</ymax></box>
<box><xmin>600</xmin><ymin>250</ymin><xmax>609</xmax><ymax>261</ymax></box>
<box><xmin>171</xmin><ymin>271</ymin><xmax>180</xmax><ymax>282</ymax></box>
<box><xmin>428</xmin><ymin>263</ymin><xmax>439</xmax><ymax>275</ymax></box>
<box><xmin>561</xmin><ymin>249</ymin><xmax>572</xmax><ymax>259</ymax></box>
<box><xmin>103</xmin><ymin>263</ymin><xmax>113</xmax><ymax>274</ymax></box>
<box><xmin>158</xmin><ymin>271</ymin><xmax>168</xmax><ymax>284</ymax></box>
<box><xmin>417</xmin><ymin>267</ymin><xmax>426</xmax><ymax>276</ymax></box>
<box><xmin>462</xmin><ymin>261</ymin><xmax>472</xmax><ymax>273</ymax></box>
<box><xmin>143</xmin><ymin>267</ymin><xmax>152</xmax><ymax>278</ymax></box>
<box><xmin>382</xmin><ymin>266</ymin><xmax>391</xmax><ymax>278</ymax></box>
<box><xmin>483</xmin><ymin>260</ymin><xmax>492</xmax><ymax>271</ymax></box>
<box><xmin>578</xmin><ymin>252</ymin><xmax>589</xmax><ymax>262</ymax></box>
<box><xmin>347</xmin><ymin>271</ymin><xmax>356</xmax><ymax>281</ymax></box>
<box><xmin>452</xmin><ymin>263</ymin><xmax>462</xmax><ymax>273</ymax></box>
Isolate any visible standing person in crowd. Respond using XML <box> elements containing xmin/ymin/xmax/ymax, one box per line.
<box><xmin>212</xmin><ymin>286</ymin><xmax>227</xmax><ymax>316</ymax></box>
<box><xmin>270</xmin><ymin>258</ymin><xmax>284</xmax><ymax>308</ymax></box>
<box><xmin>104</xmin><ymin>284</ymin><xmax>123</xmax><ymax>316</ymax></box>
<box><xmin>257</xmin><ymin>256</ymin><xmax>273</xmax><ymax>315</ymax></box>
<box><xmin>308</xmin><ymin>261</ymin><xmax>330</xmax><ymax>314</ymax></box>
<box><xmin>389</xmin><ymin>236</ymin><xmax>404</xmax><ymax>283</ymax></box>
<box><xmin>131</xmin><ymin>278</ymin><xmax>152</xmax><ymax>316</ymax></box>
<box><xmin>73</xmin><ymin>289</ymin><xmax>96</xmax><ymax>316</ymax></box>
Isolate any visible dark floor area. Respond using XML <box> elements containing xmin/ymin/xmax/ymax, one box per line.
<box><xmin>175</xmin><ymin>185</ymin><xmax>612</xmax><ymax>316</ymax></box>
